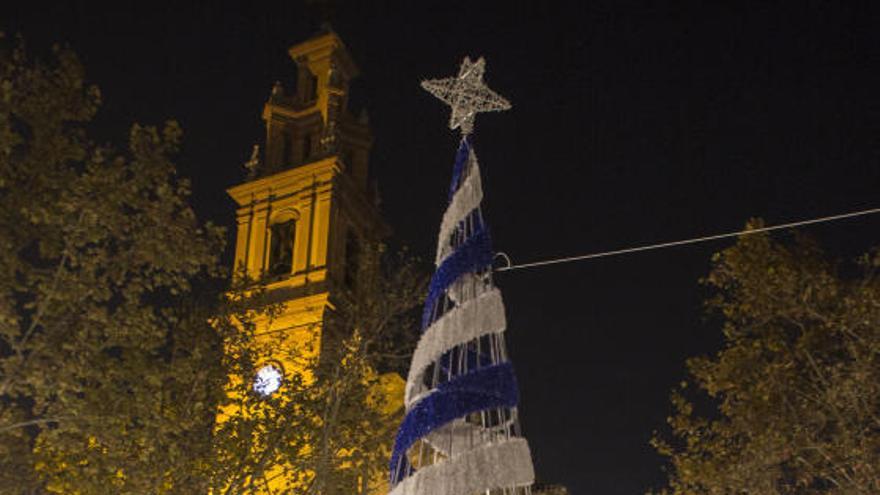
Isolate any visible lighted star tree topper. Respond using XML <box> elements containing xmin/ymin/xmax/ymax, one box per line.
<box><xmin>388</xmin><ymin>57</ymin><xmax>534</xmax><ymax>495</ymax></box>
<box><xmin>421</xmin><ymin>56</ymin><xmax>512</xmax><ymax>136</ymax></box>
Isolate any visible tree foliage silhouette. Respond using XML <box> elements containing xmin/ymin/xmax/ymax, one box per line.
<box><xmin>654</xmin><ymin>221</ymin><xmax>880</xmax><ymax>494</ymax></box>
<box><xmin>0</xmin><ymin>37</ymin><xmax>425</xmax><ymax>494</ymax></box>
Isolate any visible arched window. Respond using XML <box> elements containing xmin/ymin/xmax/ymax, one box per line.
<box><xmin>344</xmin><ymin>230</ymin><xmax>360</xmax><ymax>289</ymax></box>
<box><xmin>281</xmin><ymin>133</ymin><xmax>292</xmax><ymax>166</ymax></box>
<box><xmin>302</xmin><ymin>133</ymin><xmax>312</xmax><ymax>161</ymax></box>
<box><xmin>306</xmin><ymin>72</ymin><xmax>318</xmax><ymax>101</ymax></box>
<box><xmin>268</xmin><ymin>212</ymin><xmax>297</xmax><ymax>277</ymax></box>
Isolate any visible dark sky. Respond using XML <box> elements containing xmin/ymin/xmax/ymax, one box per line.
<box><xmin>7</xmin><ymin>2</ymin><xmax>880</xmax><ymax>493</ymax></box>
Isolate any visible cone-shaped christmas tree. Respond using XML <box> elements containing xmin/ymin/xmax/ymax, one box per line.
<box><xmin>388</xmin><ymin>57</ymin><xmax>534</xmax><ymax>495</ymax></box>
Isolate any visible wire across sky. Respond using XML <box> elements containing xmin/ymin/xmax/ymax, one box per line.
<box><xmin>496</xmin><ymin>207</ymin><xmax>880</xmax><ymax>272</ymax></box>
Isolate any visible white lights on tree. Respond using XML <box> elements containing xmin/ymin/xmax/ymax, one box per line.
<box><xmin>253</xmin><ymin>364</ymin><xmax>283</xmax><ymax>396</ymax></box>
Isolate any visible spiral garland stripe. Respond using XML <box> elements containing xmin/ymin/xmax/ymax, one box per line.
<box><xmin>388</xmin><ymin>438</ymin><xmax>534</xmax><ymax>495</ymax></box>
<box><xmin>390</xmin><ymin>362</ymin><xmax>519</xmax><ymax>477</ymax></box>
<box><xmin>405</xmin><ymin>288</ymin><xmax>505</xmax><ymax>406</ymax></box>
<box><xmin>436</xmin><ymin>145</ymin><xmax>483</xmax><ymax>265</ymax></box>
<box><xmin>421</xmin><ymin>224</ymin><xmax>494</xmax><ymax>330</ymax></box>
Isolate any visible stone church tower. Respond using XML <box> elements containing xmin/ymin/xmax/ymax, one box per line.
<box><xmin>224</xmin><ymin>30</ymin><xmax>398</xmax><ymax>493</ymax></box>
<box><xmin>227</xmin><ymin>29</ymin><xmax>385</xmax><ymax>375</ymax></box>
<box><xmin>228</xmin><ymin>29</ymin><xmax>383</xmax><ymax>321</ymax></box>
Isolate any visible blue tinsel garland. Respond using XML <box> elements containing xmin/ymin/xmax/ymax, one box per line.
<box><xmin>447</xmin><ymin>137</ymin><xmax>471</xmax><ymax>201</ymax></box>
<box><xmin>389</xmin><ymin>362</ymin><xmax>520</xmax><ymax>481</ymax></box>
<box><xmin>421</xmin><ymin>225</ymin><xmax>494</xmax><ymax>330</ymax></box>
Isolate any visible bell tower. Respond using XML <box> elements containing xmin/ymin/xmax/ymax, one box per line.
<box><xmin>226</xmin><ymin>29</ymin><xmax>390</xmax><ymax>406</ymax></box>
<box><xmin>222</xmin><ymin>30</ymin><xmax>399</xmax><ymax>495</ymax></box>
<box><xmin>229</xmin><ymin>30</ymin><xmax>381</xmax><ymax>291</ymax></box>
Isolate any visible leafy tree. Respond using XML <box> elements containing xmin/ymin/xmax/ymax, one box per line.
<box><xmin>0</xmin><ymin>36</ymin><xmax>426</xmax><ymax>494</ymax></box>
<box><xmin>0</xmin><ymin>36</ymin><xmax>228</xmax><ymax>494</ymax></box>
<box><xmin>653</xmin><ymin>221</ymin><xmax>880</xmax><ymax>494</ymax></box>
<box><xmin>210</xmin><ymin>245</ymin><xmax>425</xmax><ymax>495</ymax></box>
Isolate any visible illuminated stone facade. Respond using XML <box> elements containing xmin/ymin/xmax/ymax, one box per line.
<box><xmin>224</xmin><ymin>31</ymin><xmax>398</xmax><ymax>494</ymax></box>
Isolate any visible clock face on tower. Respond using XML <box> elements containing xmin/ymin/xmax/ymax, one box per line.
<box><xmin>253</xmin><ymin>364</ymin><xmax>284</xmax><ymax>397</ymax></box>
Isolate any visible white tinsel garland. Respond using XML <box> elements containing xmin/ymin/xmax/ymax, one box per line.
<box><xmin>388</xmin><ymin>438</ymin><xmax>534</xmax><ymax>495</ymax></box>
<box><xmin>435</xmin><ymin>150</ymin><xmax>483</xmax><ymax>265</ymax></box>
<box><xmin>405</xmin><ymin>288</ymin><xmax>506</xmax><ymax>407</ymax></box>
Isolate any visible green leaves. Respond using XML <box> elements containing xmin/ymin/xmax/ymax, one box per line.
<box><xmin>654</xmin><ymin>227</ymin><xmax>880</xmax><ymax>494</ymax></box>
<box><xmin>0</xmin><ymin>38</ymin><xmax>223</xmax><ymax>494</ymax></box>
<box><xmin>0</xmin><ymin>37</ymin><xmax>426</xmax><ymax>495</ymax></box>
<box><xmin>210</xmin><ymin>244</ymin><xmax>426</xmax><ymax>495</ymax></box>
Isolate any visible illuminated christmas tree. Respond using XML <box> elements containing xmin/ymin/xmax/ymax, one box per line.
<box><xmin>388</xmin><ymin>56</ymin><xmax>535</xmax><ymax>495</ymax></box>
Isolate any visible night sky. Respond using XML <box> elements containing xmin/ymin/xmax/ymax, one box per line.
<box><xmin>7</xmin><ymin>2</ymin><xmax>880</xmax><ymax>493</ymax></box>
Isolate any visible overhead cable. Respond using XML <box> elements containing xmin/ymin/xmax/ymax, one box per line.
<box><xmin>495</xmin><ymin>207</ymin><xmax>880</xmax><ymax>272</ymax></box>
